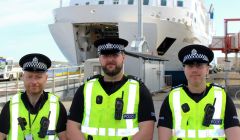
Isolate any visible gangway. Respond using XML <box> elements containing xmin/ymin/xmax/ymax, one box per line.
<box><xmin>209</xmin><ymin>18</ymin><xmax>240</xmax><ymax>96</ymax></box>
<box><xmin>210</xmin><ymin>18</ymin><xmax>240</xmax><ymax>61</ymax></box>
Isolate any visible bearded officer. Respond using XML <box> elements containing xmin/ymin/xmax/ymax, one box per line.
<box><xmin>67</xmin><ymin>38</ymin><xmax>156</xmax><ymax>140</ymax></box>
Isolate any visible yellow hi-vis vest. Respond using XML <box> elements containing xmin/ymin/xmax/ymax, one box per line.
<box><xmin>82</xmin><ymin>78</ymin><xmax>140</xmax><ymax>140</ymax></box>
<box><xmin>169</xmin><ymin>85</ymin><xmax>226</xmax><ymax>140</ymax></box>
<box><xmin>8</xmin><ymin>92</ymin><xmax>60</xmax><ymax>140</ymax></box>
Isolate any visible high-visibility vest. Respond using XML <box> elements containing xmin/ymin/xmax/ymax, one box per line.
<box><xmin>8</xmin><ymin>92</ymin><xmax>60</xmax><ymax>140</ymax></box>
<box><xmin>81</xmin><ymin>78</ymin><xmax>140</xmax><ymax>140</ymax></box>
<box><xmin>169</xmin><ymin>85</ymin><xmax>226</xmax><ymax>140</ymax></box>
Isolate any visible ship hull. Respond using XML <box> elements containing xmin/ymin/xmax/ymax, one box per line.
<box><xmin>49</xmin><ymin>4</ymin><xmax>212</xmax><ymax>86</ymax></box>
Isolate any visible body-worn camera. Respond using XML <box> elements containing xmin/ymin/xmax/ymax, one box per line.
<box><xmin>18</xmin><ymin>117</ymin><xmax>27</xmax><ymax>131</ymax></box>
<box><xmin>38</xmin><ymin>116</ymin><xmax>50</xmax><ymax>138</ymax></box>
<box><xmin>115</xmin><ymin>98</ymin><xmax>124</xmax><ymax>120</ymax></box>
<box><xmin>202</xmin><ymin>103</ymin><xmax>215</xmax><ymax>127</ymax></box>
<box><xmin>181</xmin><ymin>103</ymin><xmax>190</xmax><ymax>113</ymax></box>
<box><xmin>38</xmin><ymin>111</ymin><xmax>51</xmax><ymax>138</ymax></box>
<box><xmin>88</xmin><ymin>135</ymin><xmax>93</xmax><ymax>140</ymax></box>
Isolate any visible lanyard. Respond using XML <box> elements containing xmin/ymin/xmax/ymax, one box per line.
<box><xmin>28</xmin><ymin>110</ymin><xmax>40</xmax><ymax>129</ymax></box>
<box><xmin>27</xmin><ymin>94</ymin><xmax>43</xmax><ymax>129</ymax></box>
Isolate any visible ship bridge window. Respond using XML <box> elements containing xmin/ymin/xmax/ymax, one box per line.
<box><xmin>113</xmin><ymin>0</ymin><xmax>119</xmax><ymax>4</ymax></box>
<box><xmin>128</xmin><ymin>0</ymin><xmax>134</xmax><ymax>5</ymax></box>
<box><xmin>177</xmin><ymin>0</ymin><xmax>183</xmax><ymax>7</ymax></box>
<box><xmin>99</xmin><ymin>1</ymin><xmax>104</xmax><ymax>4</ymax></box>
<box><xmin>161</xmin><ymin>0</ymin><xmax>167</xmax><ymax>6</ymax></box>
<box><xmin>143</xmin><ymin>0</ymin><xmax>149</xmax><ymax>5</ymax></box>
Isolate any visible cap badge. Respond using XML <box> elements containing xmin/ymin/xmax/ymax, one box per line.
<box><xmin>32</xmin><ymin>57</ymin><xmax>38</xmax><ymax>64</ymax></box>
<box><xmin>191</xmin><ymin>49</ymin><xmax>197</xmax><ymax>56</ymax></box>
<box><xmin>106</xmin><ymin>43</ymin><xmax>113</xmax><ymax>49</ymax></box>
<box><xmin>32</xmin><ymin>57</ymin><xmax>38</xmax><ymax>71</ymax></box>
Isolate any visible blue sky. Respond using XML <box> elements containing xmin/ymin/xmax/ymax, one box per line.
<box><xmin>0</xmin><ymin>0</ymin><xmax>66</xmax><ymax>62</ymax></box>
<box><xmin>0</xmin><ymin>0</ymin><xmax>240</xmax><ymax>62</ymax></box>
<box><xmin>205</xmin><ymin>0</ymin><xmax>240</xmax><ymax>59</ymax></box>
<box><xmin>206</xmin><ymin>0</ymin><xmax>240</xmax><ymax>35</ymax></box>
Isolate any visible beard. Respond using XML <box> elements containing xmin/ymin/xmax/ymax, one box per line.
<box><xmin>102</xmin><ymin>63</ymin><xmax>123</xmax><ymax>77</ymax></box>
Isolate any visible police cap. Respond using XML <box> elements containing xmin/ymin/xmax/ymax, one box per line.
<box><xmin>178</xmin><ymin>44</ymin><xmax>214</xmax><ymax>65</ymax></box>
<box><xmin>19</xmin><ymin>53</ymin><xmax>51</xmax><ymax>72</ymax></box>
<box><xmin>94</xmin><ymin>38</ymin><xmax>128</xmax><ymax>55</ymax></box>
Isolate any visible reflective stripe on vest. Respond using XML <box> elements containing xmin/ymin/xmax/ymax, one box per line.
<box><xmin>84</xmin><ymin>79</ymin><xmax>95</xmax><ymax>127</ymax></box>
<box><xmin>49</xmin><ymin>94</ymin><xmax>58</xmax><ymax>140</ymax></box>
<box><xmin>10</xmin><ymin>93</ymin><xmax>58</xmax><ymax>140</ymax></box>
<box><xmin>82</xmin><ymin>79</ymin><xmax>139</xmax><ymax>137</ymax></box>
<box><xmin>172</xmin><ymin>87</ymin><xmax>225</xmax><ymax>138</ymax></box>
<box><xmin>172</xmin><ymin>129</ymin><xmax>225</xmax><ymax>138</ymax></box>
<box><xmin>11</xmin><ymin>94</ymin><xmax>19</xmax><ymax>140</ymax></box>
<box><xmin>81</xmin><ymin>126</ymin><xmax>139</xmax><ymax>136</ymax></box>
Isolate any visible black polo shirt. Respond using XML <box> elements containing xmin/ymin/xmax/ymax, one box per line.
<box><xmin>0</xmin><ymin>91</ymin><xmax>67</xmax><ymax>134</ymax></box>
<box><xmin>68</xmin><ymin>75</ymin><xmax>156</xmax><ymax>124</ymax></box>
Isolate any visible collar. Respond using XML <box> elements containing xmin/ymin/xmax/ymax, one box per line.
<box><xmin>21</xmin><ymin>91</ymin><xmax>48</xmax><ymax>114</ymax></box>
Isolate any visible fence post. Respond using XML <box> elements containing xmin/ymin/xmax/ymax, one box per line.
<box><xmin>52</xmin><ymin>69</ymin><xmax>55</xmax><ymax>93</ymax></box>
<box><xmin>16</xmin><ymin>71</ymin><xmax>19</xmax><ymax>91</ymax></box>
<box><xmin>67</xmin><ymin>67</ymin><xmax>69</xmax><ymax>93</ymax></box>
<box><xmin>5</xmin><ymin>81</ymin><xmax>8</xmax><ymax>102</ymax></box>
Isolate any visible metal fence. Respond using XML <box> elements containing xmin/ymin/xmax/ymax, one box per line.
<box><xmin>0</xmin><ymin>66</ymin><xmax>84</xmax><ymax>107</ymax></box>
<box><xmin>0</xmin><ymin>66</ymin><xmax>174</xmax><ymax>110</ymax></box>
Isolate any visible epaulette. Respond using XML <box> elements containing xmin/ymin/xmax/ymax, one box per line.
<box><xmin>127</xmin><ymin>75</ymin><xmax>142</xmax><ymax>83</ymax></box>
<box><xmin>87</xmin><ymin>74</ymin><xmax>102</xmax><ymax>81</ymax></box>
<box><xmin>171</xmin><ymin>84</ymin><xmax>184</xmax><ymax>90</ymax></box>
<box><xmin>211</xmin><ymin>83</ymin><xmax>225</xmax><ymax>89</ymax></box>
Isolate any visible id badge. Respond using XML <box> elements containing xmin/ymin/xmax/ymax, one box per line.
<box><xmin>25</xmin><ymin>134</ymin><xmax>33</xmax><ymax>140</ymax></box>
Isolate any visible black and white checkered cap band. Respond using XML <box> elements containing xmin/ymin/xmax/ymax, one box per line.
<box><xmin>97</xmin><ymin>43</ymin><xmax>125</xmax><ymax>54</ymax></box>
<box><xmin>183</xmin><ymin>53</ymin><xmax>209</xmax><ymax>63</ymax></box>
<box><xmin>23</xmin><ymin>57</ymin><xmax>47</xmax><ymax>71</ymax></box>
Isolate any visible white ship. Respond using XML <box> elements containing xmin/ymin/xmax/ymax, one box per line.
<box><xmin>49</xmin><ymin>0</ymin><xmax>214</xmax><ymax>86</ymax></box>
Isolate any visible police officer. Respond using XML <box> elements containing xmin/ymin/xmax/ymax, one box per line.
<box><xmin>0</xmin><ymin>53</ymin><xmax>67</xmax><ymax>140</ymax></box>
<box><xmin>157</xmin><ymin>44</ymin><xmax>240</xmax><ymax>140</ymax></box>
<box><xmin>67</xmin><ymin>38</ymin><xmax>156</xmax><ymax>140</ymax></box>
